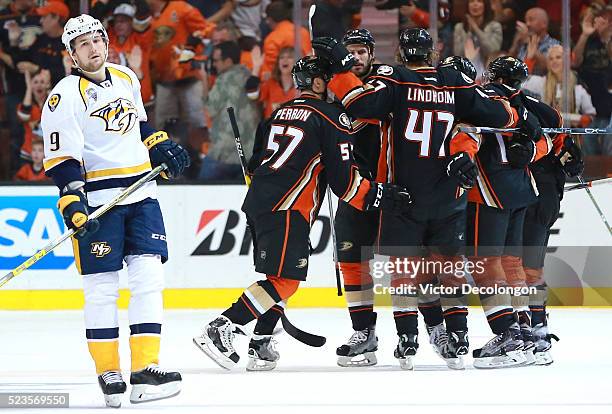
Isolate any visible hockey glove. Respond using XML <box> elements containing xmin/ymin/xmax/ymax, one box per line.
<box><xmin>506</xmin><ymin>137</ymin><xmax>536</xmax><ymax>169</ymax></box>
<box><xmin>364</xmin><ymin>182</ymin><xmax>412</xmax><ymax>215</ymax></box>
<box><xmin>515</xmin><ymin>106</ymin><xmax>543</xmax><ymax>142</ymax></box>
<box><xmin>57</xmin><ymin>190</ymin><xmax>99</xmax><ymax>239</ymax></box>
<box><xmin>446</xmin><ymin>152</ymin><xmax>478</xmax><ymax>189</ymax></box>
<box><xmin>560</xmin><ymin>139</ymin><xmax>584</xmax><ymax>177</ymax></box>
<box><xmin>143</xmin><ymin>131</ymin><xmax>191</xmax><ymax>178</ymax></box>
<box><xmin>312</xmin><ymin>37</ymin><xmax>356</xmax><ymax>74</ymax></box>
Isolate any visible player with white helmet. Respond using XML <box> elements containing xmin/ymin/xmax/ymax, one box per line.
<box><xmin>42</xmin><ymin>14</ymin><xmax>189</xmax><ymax>408</ymax></box>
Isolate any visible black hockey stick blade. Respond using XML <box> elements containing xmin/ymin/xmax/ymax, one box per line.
<box><xmin>281</xmin><ymin>314</ymin><xmax>326</xmax><ymax>347</ymax></box>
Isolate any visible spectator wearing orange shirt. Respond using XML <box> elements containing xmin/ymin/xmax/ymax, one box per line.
<box><xmin>246</xmin><ymin>46</ymin><xmax>296</xmax><ymax>119</ymax></box>
<box><xmin>146</xmin><ymin>0</ymin><xmax>215</xmax><ymax>130</ymax></box>
<box><xmin>16</xmin><ymin>68</ymin><xmax>50</xmax><ymax>161</ymax></box>
<box><xmin>14</xmin><ymin>139</ymin><xmax>48</xmax><ymax>181</ymax></box>
<box><xmin>260</xmin><ymin>1</ymin><xmax>310</xmax><ymax>80</ymax></box>
<box><xmin>107</xmin><ymin>4</ymin><xmax>154</xmax><ymax>105</ymax></box>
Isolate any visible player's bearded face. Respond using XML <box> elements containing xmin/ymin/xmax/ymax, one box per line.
<box><xmin>72</xmin><ymin>32</ymin><xmax>108</xmax><ymax>73</ymax></box>
<box><xmin>347</xmin><ymin>44</ymin><xmax>373</xmax><ymax>77</ymax></box>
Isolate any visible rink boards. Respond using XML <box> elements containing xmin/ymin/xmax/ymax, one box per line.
<box><xmin>0</xmin><ymin>184</ymin><xmax>611</xmax><ymax>309</ymax></box>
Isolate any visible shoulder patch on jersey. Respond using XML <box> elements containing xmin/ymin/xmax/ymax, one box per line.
<box><xmin>461</xmin><ymin>72</ymin><xmax>474</xmax><ymax>84</ymax></box>
<box><xmin>376</xmin><ymin>65</ymin><xmax>393</xmax><ymax>76</ymax></box>
<box><xmin>47</xmin><ymin>94</ymin><xmax>61</xmax><ymax>112</ymax></box>
<box><xmin>339</xmin><ymin>113</ymin><xmax>351</xmax><ymax>129</ymax></box>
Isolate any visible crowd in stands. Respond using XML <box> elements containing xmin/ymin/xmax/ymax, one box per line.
<box><xmin>0</xmin><ymin>0</ymin><xmax>610</xmax><ymax>182</ymax></box>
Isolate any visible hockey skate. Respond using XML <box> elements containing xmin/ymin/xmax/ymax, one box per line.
<box><xmin>246</xmin><ymin>334</ymin><xmax>280</xmax><ymax>371</ymax></box>
<box><xmin>532</xmin><ymin>323</ymin><xmax>559</xmax><ymax>366</ymax></box>
<box><xmin>129</xmin><ymin>364</ymin><xmax>181</xmax><ymax>404</ymax></box>
<box><xmin>520</xmin><ymin>321</ymin><xmax>536</xmax><ymax>365</ymax></box>
<box><xmin>336</xmin><ymin>325</ymin><xmax>378</xmax><ymax>367</ymax></box>
<box><xmin>193</xmin><ymin>316</ymin><xmax>242</xmax><ymax>370</ymax></box>
<box><xmin>473</xmin><ymin>323</ymin><xmax>527</xmax><ymax>369</ymax></box>
<box><xmin>427</xmin><ymin>324</ymin><xmax>467</xmax><ymax>370</ymax></box>
<box><xmin>394</xmin><ymin>333</ymin><xmax>418</xmax><ymax>370</ymax></box>
<box><xmin>98</xmin><ymin>370</ymin><xmax>126</xmax><ymax>408</ymax></box>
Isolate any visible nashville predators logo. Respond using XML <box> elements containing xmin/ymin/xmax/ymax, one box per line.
<box><xmin>90</xmin><ymin>242</ymin><xmax>112</xmax><ymax>258</ymax></box>
<box><xmin>91</xmin><ymin>98</ymin><xmax>138</xmax><ymax>134</ymax></box>
<box><xmin>47</xmin><ymin>94</ymin><xmax>61</xmax><ymax>112</ymax></box>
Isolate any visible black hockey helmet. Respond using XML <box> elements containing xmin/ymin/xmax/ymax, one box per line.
<box><xmin>399</xmin><ymin>28</ymin><xmax>433</xmax><ymax>63</ymax></box>
<box><xmin>342</xmin><ymin>29</ymin><xmax>376</xmax><ymax>53</ymax></box>
<box><xmin>438</xmin><ymin>56</ymin><xmax>477</xmax><ymax>81</ymax></box>
<box><xmin>486</xmin><ymin>56</ymin><xmax>529</xmax><ymax>88</ymax></box>
<box><xmin>292</xmin><ymin>55</ymin><xmax>332</xmax><ymax>90</ymax></box>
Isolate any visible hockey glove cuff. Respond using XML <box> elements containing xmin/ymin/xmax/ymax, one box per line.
<box><xmin>446</xmin><ymin>152</ymin><xmax>478</xmax><ymax>189</ymax></box>
<box><xmin>312</xmin><ymin>37</ymin><xmax>356</xmax><ymax>74</ymax></box>
<box><xmin>364</xmin><ymin>182</ymin><xmax>412</xmax><ymax>215</ymax></box>
<box><xmin>144</xmin><ymin>131</ymin><xmax>191</xmax><ymax>178</ymax></box>
<box><xmin>506</xmin><ymin>139</ymin><xmax>536</xmax><ymax>169</ymax></box>
<box><xmin>57</xmin><ymin>190</ymin><xmax>99</xmax><ymax>239</ymax></box>
<box><xmin>560</xmin><ymin>140</ymin><xmax>584</xmax><ymax>177</ymax></box>
<box><xmin>516</xmin><ymin>106</ymin><xmax>543</xmax><ymax>142</ymax></box>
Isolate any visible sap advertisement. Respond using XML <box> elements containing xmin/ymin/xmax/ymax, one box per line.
<box><xmin>0</xmin><ymin>184</ymin><xmax>611</xmax><ymax>291</ymax></box>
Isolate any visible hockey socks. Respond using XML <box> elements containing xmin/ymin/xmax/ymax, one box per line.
<box><xmin>340</xmin><ymin>261</ymin><xmax>375</xmax><ymax>331</ymax></box>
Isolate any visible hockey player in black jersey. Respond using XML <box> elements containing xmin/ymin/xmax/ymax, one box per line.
<box><xmin>313</xmin><ymin>28</ymin><xmax>541</xmax><ymax>370</ymax></box>
<box><xmin>193</xmin><ymin>56</ymin><xmax>412</xmax><ymax>370</ymax></box>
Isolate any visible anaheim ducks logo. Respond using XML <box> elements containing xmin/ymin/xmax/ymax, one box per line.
<box><xmin>91</xmin><ymin>98</ymin><xmax>138</xmax><ymax>134</ymax></box>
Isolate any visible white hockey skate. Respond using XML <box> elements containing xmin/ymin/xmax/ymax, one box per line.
<box><xmin>427</xmin><ymin>324</ymin><xmax>466</xmax><ymax>370</ymax></box>
<box><xmin>97</xmin><ymin>370</ymin><xmax>126</xmax><ymax>408</ymax></box>
<box><xmin>336</xmin><ymin>325</ymin><xmax>378</xmax><ymax>367</ymax></box>
<box><xmin>246</xmin><ymin>334</ymin><xmax>279</xmax><ymax>371</ymax></box>
<box><xmin>129</xmin><ymin>364</ymin><xmax>181</xmax><ymax>404</ymax></box>
<box><xmin>394</xmin><ymin>333</ymin><xmax>418</xmax><ymax>370</ymax></box>
<box><xmin>473</xmin><ymin>323</ymin><xmax>527</xmax><ymax>369</ymax></box>
<box><xmin>193</xmin><ymin>316</ymin><xmax>242</xmax><ymax>370</ymax></box>
<box><xmin>532</xmin><ymin>323</ymin><xmax>559</xmax><ymax>366</ymax></box>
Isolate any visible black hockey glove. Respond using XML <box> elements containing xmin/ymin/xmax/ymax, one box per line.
<box><xmin>446</xmin><ymin>152</ymin><xmax>478</xmax><ymax>189</ymax></box>
<box><xmin>516</xmin><ymin>105</ymin><xmax>543</xmax><ymax>142</ymax></box>
<box><xmin>364</xmin><ymin>182</ymin><xmax>412</xmax><ymax>215</ymax></box>
<box><xmin>312</xmin><ymin>37</ymin><xmax>356</xmax><ymax>74</ymax></box>
<box><xmin>506</xmin><ymin>137</ymin><xmax>536</xmax><ymax>169</ymax></box>
<box><xmin>57</xmin><ymin>189</ymin><xmax>99</xmax><ymax>239</ymax></box>
<box><xmin>144</xmin><ymin>131</ymin><xmax>191</xmax><ymax>178</ymax></box>
<box><xmin>560</xmin><ymin>139</ymin><xmax>584</xmax><ymax>177</ymax></box>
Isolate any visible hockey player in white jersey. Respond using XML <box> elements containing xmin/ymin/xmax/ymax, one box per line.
<box><xmin>41</xmin><ymin>15</ymin><xmax>189</xmax><ymax>408</ymax></box>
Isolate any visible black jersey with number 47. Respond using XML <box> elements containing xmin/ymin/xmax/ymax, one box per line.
<box><xmin>328</xmin><ymin>65</ymin><xmax>518</xmax><ymax>208</ymax></box>
<box><xmin>243</xmin><ymin>96</ymin><xmax>372</xmax><ymax>224</ymax></box>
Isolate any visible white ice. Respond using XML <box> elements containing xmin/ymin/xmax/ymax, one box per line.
<box><xmin>1</xmin><ymin>308</ymin><xmax>611</xmax><ymax>414</ymax></box>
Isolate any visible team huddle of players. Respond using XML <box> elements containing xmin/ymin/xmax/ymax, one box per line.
<box><xmin>194</xmin><ymin>28</ymin><xmax>583</xmax><ymax>373</ymax></box>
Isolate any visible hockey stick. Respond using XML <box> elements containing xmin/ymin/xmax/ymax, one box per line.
<box><xmin>564</xmin><ymin>177</ymin><xmax>612</xmax><ymax>192</ymax></box>
<box><xmin>226</xmin><ymin>107</ymin><xmax>327</xmax><ymax>347</ymax></box>
<box><xmin>307</xmin><ymin>3</ymin><xmax>343</xmax><ymax>297</ymax></box>
<box><xmin>577</xmin><ymin>174</ymin><xmax>612</xmax><ymax>237</ymax></box>
<box><xmin>0</xmin><ymin>164</ymin><xmax>167</xmax><ymax>288</ymax></box>
<box><xmin>458</xmin><ymin>126</ymin><xmax>612</xmax><ymax>135</ymax></box>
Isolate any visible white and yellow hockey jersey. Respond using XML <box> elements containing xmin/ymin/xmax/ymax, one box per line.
<box><xmin>41</xmin><ymin>62</ymin><xmax>155</xmax><ymax>207</ymax></box>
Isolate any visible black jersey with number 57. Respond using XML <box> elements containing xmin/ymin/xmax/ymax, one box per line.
<box><xmin>328</xmin><ymin>65</ymin><xmax>519</xmax><ymax>208</ymax></box>
<box><xmin>243</xmin><ymin>96</ymin><xmax>372</xmax><ymax>224</ymax></box>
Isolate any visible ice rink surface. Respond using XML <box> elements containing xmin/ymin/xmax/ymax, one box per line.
<box><xmin>1</xmin><ymin>308</ymin><xmax>611</xmax><ymax>414</ymax></box>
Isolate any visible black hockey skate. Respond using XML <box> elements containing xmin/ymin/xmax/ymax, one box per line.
<box><xmin>336</xmin><ymin>325</ymin><xmax>378</xmax><ymax>367</ymax></box>
<box><xmin>473</xmin><ymin>323</ymin><xmax>527</xmax><ymax>369</ymax></box>
<box><xmin>394</xmin><ymin>333</ymin><xmax>418</xmax><ymax>370</ymax></box>
<box><xmin>98</xmin><ymin>370</ymin><xmax>126</xmax><ymax>408</ymax></box>
<box><xmin>246</xmin><ymin>334</ymin><xmax>280</xmax><ymax>371</ymax></box>
<box><xmin>427</xmin><ymin>324</ymin><xmax>468</xmax><ymax>370</ymax></box>
<box><xmin>129</xmin><ymin>364</ymin><xmax>181</xmax><ymax>404</ymax></box>
<box><xmin>193</xmin><ymin>315</ymin><xmax>243</xmax><ymax>370</ymax></box>
<box><xmin>532</xmin><ymin>322</ymin><xmax>559</xmax><ymax>366</ymax></box>
<box><xmin>517</xmin><ymin>311</ymin><xmax>536</xmax><ymax>365</ymax></box>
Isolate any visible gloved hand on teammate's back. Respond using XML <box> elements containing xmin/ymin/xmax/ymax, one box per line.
<box><xmin>560</xmin><ymin>138</ymin><xmax>584</xmax><ymax>177</ymax></box>
<box><xmin>364</xmin><ymin>182</ymin><xmax>412</xmax><ymax>215</ymax></box>
<box><xmin>143</xmin><ymin>131</ymin><xmax>191</xmax><ymax>178</ymax></box>
<box><xmin>446</xmin><ymin>151</ymin><xmax>478</xmax><ymax>189</ymax></box>
<box><xmin>515</xmin><ymin>105</ymin><xmax>543</xmax><ymax>142</ymax></box>
<box><xmin>57</xmin><ymin>189</ymin><xmax>99</xmax><ymax>239</ymax></box>
<box><xmin>312</xmin><ymin>37</ymin><xmax>356</xmax><ymax>74</ymax></box>
<box><xmin>506</xmin><ymin>137</ymin><xmax>536</xmax><ymax>169</ymax></box>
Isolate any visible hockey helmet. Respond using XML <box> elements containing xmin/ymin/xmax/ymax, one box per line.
<box><xmin>486</xmin><ymin>56</ymin><xmax>529</xmax><ymax>88</ymax></box>
<box><xmin>438</xmin><ymin>56</ymin><xmax>477</xmax><ymax>81</ymax></box>
<box><xmin>62</xmin><ymin>14</ymin><xmax>108</xmax><ymax>56</ymax></box>
<box><xmin>292</xmin><ymin>56</ymin><xmax>332</xmax><ymax>90</ymax></box>
<box><xmin>399</xmin><ymin>28</ymin><xmax>433</xmax><ymax>63</ymax></box>
<box><xmin>342</xmin><ymin>29</ymin><xmax>376</xmax><ymax>53</ymax></box>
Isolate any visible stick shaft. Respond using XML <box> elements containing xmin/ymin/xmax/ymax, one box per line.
<box><xmin>459</xmin><ymin>126</ymin><xmax>612</xmax><ymax>135</ymax></box>
<box><xmin>564</xmin><ymin>177</ymin><xmax>612</xmax><ymax>192</ymax></box>
<box><xmin>577</xmin><ymin>175</ymin><xmax>612</xmax><ymax>237</ymax></box>
<box><xmin>227</xmin><ymin>107</ymin><xmax>251</xmax><ymax>186</ymax></box>
<box><xmin>0</xmin><ymin>164</ymin><xmax>165</xmax><ymax>288</ymax></box>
